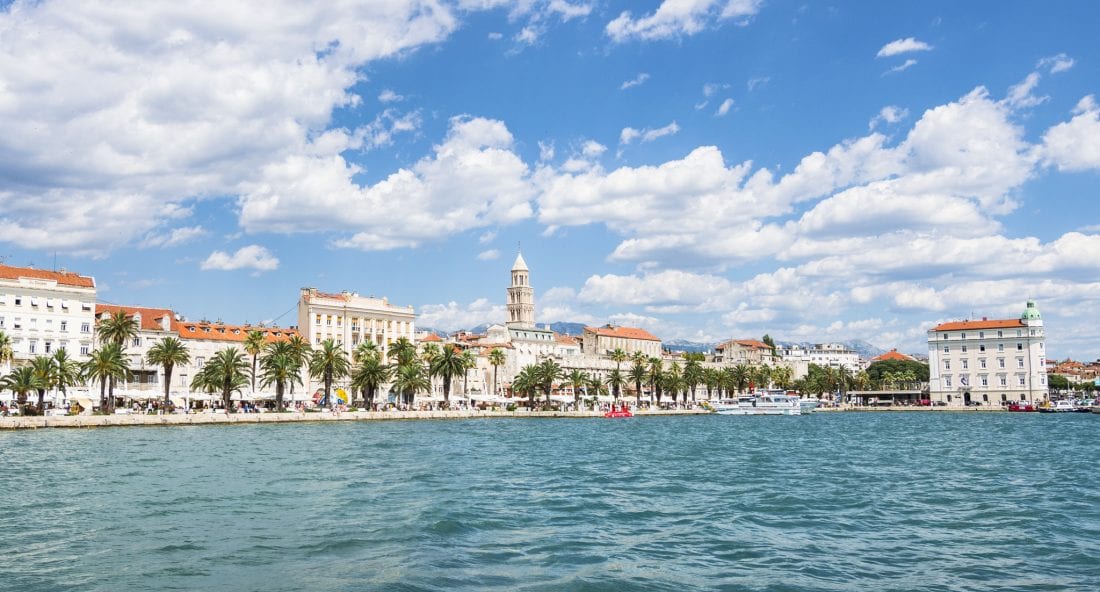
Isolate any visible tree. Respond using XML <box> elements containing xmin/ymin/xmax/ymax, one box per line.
<box><xmin>146</xmin><ymin>337</ymin><xmax>191</xmax><ymax>407</ymax></box>
<box><xmin>608</xmin><ymin>369</ymin><xmax>627</xmax><ymax>402</ymax></box>
<box><xmin>1</xmin><ymin>366</ymin><xmax>42</xmax><ymax>414</ymax></box>
<box><xmin>0</xmin><ymin>330</ymin><xmax>13</xmax><ymax>373</ymax></box>
<box><xmin>586</xmin><ymin>373</ymin><xmax>607</xmax><ymax>404</ymax></box>
<box><xmin>629</xmin><ymin>358</ymin><xmax>648</xmax><ymax>405</ymax></box>
<box><xmin>393</xmin><ymin>361</ymin><xmax>430</xmax><ymax>407</ymax></box>
<box><xmin>865</xmin><ymin>359</ymin><xmax>929</xmax><ymax>384</ymax></box>
<box><xmin>512</xmin><ymin>365</ymin><xmax>539</xmax><ymax>407</ymax></box>
<box><xmin>388</xmin><ymin>337</ymin><xmax>418</xmax><ymax>367</ymax></box>
<box><xmin>429</xmin><ymin>345</ymin><xmax>467</xmax><ymax>407</ymax></box>
<box><xmin>82</xmin><ymin>343</ymin><xmax>130</xmax><ymax>412</ymax></box>
<box><xmin>729</xmin><ymin>364</ymin><xmax>751</xmax><ymax>394</ymax></box>
<box><xmin>97</xmin><ymin>310</ymin><xmax>139</xmax><ymax>347</ymax></box>
<box><xmin>566</xmin><ymin>369</ymin><xmax>588</xmax><ymax>406</ymax></box>
<box><xmin>535</xmin><ymin>358</ymin><xmax>563</xmax><ymax>405</ymax></box>
<box><xmin>662</xmin><ymin>364</ymin><xmax>682</xmax><ymax>403</ymax></box>
<box><xmin>51</xmin><ymin>349</ymin><xmax>82</xmax><ymax>405</ymax></box>
<box><xmin>350</xmin><ymin>348</ymin><xmax>392</xmax><ymax>410</ymax></box>
<box><xmin>702</xmin><ymin>368</ymin><xmax>722</xmax><ymax>400</ymax></box>
<box><xmin>609</xmin><ymin>348</ymin><xmax>628</xmax><ymax>372</ymax></box>
<box><xmin>1048</xmin><ymin>374</ymin><xmax>1071</xmax><ymax>392</ymax></box>
<box><xmin>647</xmin><ymin>357</ymin><xmax>664</xmax><ymax>403</ymax></box>
<box><xmin>488</xmin><ymin>348</ymin><xmax>506</xmax><ymax>397</ymax></box>
<box><xmin>762</xmin><ymin>334</ymin><xmax>777</xmax><ymax>353</ymax></box>
<box><xmin>193</xmin><ymin>348</ymin><xmax>249</xmax><ymax>412</ymax></box>
<box><xmin>461</xmin><ymin>350</ymin><xmax>476</xmax><ymax>395</ymax></box>
<box><xmin>683</xmin><ymin>354</ymin><xmax>704</xmax><ymax>402</ymax></box>
<box><xmin>243</xmin><ymin>329</ymin><xmax>267</xmax><ymax>393</ymax></box>
<box><xmin>772</xmin><ymin>365</ymin><xmax>794</xmax><ymax>390</ymax></box>
<box><xmin>260</xmin><ymin>341</ymin><xmax>303</xmax><ymax>412</ymax></box>
<box><xmin>30</xmin><ymin>355</ymin><xmax>56</xmax><ymax>411</ymax></box>
<box><xmin>285</xmin><ymin>334</ymin><xmax>312</xmax><ymax>396</ymax></box>
<box><xmin>309</xmin><ymin>339</ymin><xmax>350</xmax><ymax>410</ymax></box>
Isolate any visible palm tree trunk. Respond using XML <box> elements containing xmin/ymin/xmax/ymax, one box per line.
<box><xmin>325</xmin><ymin>369</ymin><xmax>333</xmax><ymax>411</ymax></box>
<box><xmin>492</xmin><ymin>367</ymin><xmax>498</xmax><ymax>398</ymax></box>
<box><xmin>163</xmin><ymin>364</ymin><xmax>173</xmax><ymax>408</ymax></box>
<box><xmin>99</xmin><ymin>378</ymin><xmax>107</xmax><ymax>412</ymax></box>
<box><xmin>276</xmin><ymin>380</ymin><xmax>284</xmax><ymax>412</ymax></box>
<box><xmin>108</xmin><ymin>376</ymin><xmax>115</xmax><ymax>413</ymax></box>
<box><xmin>443</xmin><ymin>375</ymin><xmax>451</xmax><ymax>406</ymax></box>
<box><xmin>37</xmin><ymin>388</ymin><xmax>45</xmax><ymax>412</ymax></box>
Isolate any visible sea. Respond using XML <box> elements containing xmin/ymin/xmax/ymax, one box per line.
<box><xmin>1</xmin><ymin>413</ymin><xmax>1097</xmax><ymax>591</ymax></box>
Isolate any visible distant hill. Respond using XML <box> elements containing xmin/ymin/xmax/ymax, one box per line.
<box><xmin>663</xmin><ymin>339</ymin><xmax>715</xmax><ymax>354</ymax></box>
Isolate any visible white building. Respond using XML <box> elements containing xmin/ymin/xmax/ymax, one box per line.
<box><xmin>581</xmin><ymin>324</ymin><xmax>662</xmax><ymax>360</ymax></box>
<box><xmin>778</xmin><ymin>343</ymin><xmax>862</xmax><ymax>375</ymax></box>
<box><xmin>297</xmin><ymin>287</ymin><xmax>416</xmax><ymax>359</ymax></box>
<box><xmin>0</xmin><ymin>264</ymin><xmax>96</xmax><ymax>368</ymax></box>
<box><xmin>94</xmin><ymin>304</ymin><xmax>177</xmax><ymax>394</ymax></box>
<box><xmin>175</xmin><ymin>320</ymin><xmax>301</xmax><ymax>400</ymax></box>
<box><xmin>927</xmin><ymin>300</ymin><xmax>1048</xmax><ymax>406</ymax></box>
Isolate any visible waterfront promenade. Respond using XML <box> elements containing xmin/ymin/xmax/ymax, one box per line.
<box><xmin>0</xmin><ymin>408</ymin><xmax>707</xmax><ymax>430</ymax></box>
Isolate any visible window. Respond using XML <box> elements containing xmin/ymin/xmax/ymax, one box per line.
<box><xmin>999</xmin><ymin>376</ymin><xmax>1007</xmax><ymax>386</ymax></box>
<box><xmin>982</xmin><ymin>394</ymin><xmax>989</xmax><ymax>402</ymax></box>
<box><xmin>960</xmin><ymin>375</ymin><xmax>969</xmax><ymax>386</ymax></box>
<box><xmin>44</xmin><ymin>341</ymin><xmax>52</xmax><ymax>353</ymax></box>
<box><xmin>315</xmin><ymin>314</ymin><xmax>322</xmax><ymax>325</ymax></box>
<box><xmin>944</xmin><ymin>360</ymin><xmax>951</xmax><ymax>370</ymax></box>
<box><xmin>998</xmin><ymin>343</ymin><xmax>1004</xmax><ymax>352</ymax></box>
<box><xmin>13</xmin><ymin>318</ymin><xmax>21</xmax><ymax>329</ymax></box>
<box><xmin>961</xmin><ymin>345</ymin><xmax>968</xmax><ymax>353</ymax></box>
<box><xmin>944</xmin><ymin>345</ymin><xmax>950</xmax><ymax>353</ymax></box>
<box><xmin>1017</xmin><ymin>357</ymin><xmax>1025</xmax><ymax>368</ymax></box>
<box><xmin>945</xmin><ymin>376</ymin><xmax>952</xmax><ymax>387</ymax></box>
<box><xmin>979</xmin><ymin>359</ymin><xmax>987</xmax><ymax>369</ymax></box>
<box><xmin>81</xmin><ymin>302</ymin><xmax>91</xmax><ymax>312</ymax></box>
<box><xmin>1017</xmin><ymin>343</ymin><xmax>1023</xmax><ymax>351</ymax></box>
<box><xmin>60</xmin><ymin>321</ymin><xmax>67</xmax><ymax>332</ymax></box>
<box><xmin>962</xmin><ymin>360</ymin><xmax>969</xmax><ymax>370</ymax></box>
<box><xmin>1040</xmin><ymin>376</ymin><xmax>1046</xmax><ymax>385</ymax></box>
<box><xmin>942</xmin><ymin>334</ymin><xmax>948</xmax><ymax>340</ymax></box>
<box><xmin>0</xmin><ymin>316</ymin><xmax>4</xmax><ymax>328</ymax></box>
<box><xmin>30</xmin><ymin>297</ymin><xmax>38</xmax><ymax>306</ymax></box>
<box><xmin>998</xmin><ymin>358</ymin><xmax>1005</xmax><ymax>369</ymax></box>
<box><xmin>81</xmin><ymin>322</ymin><xmax>90</xmax><ymax>333</ymax></box>
<box><xmin>1018</xmin><ymin>376</ymin><xmax>1026</xmax><ymax>386</ymax></box>
<box><xmin>979</xmin><ymin>345</ymin><xmax>986</xmax><ymax>352</ymax></box>
<box><xmin>979</xmin><ymin>332</ymin><xmax>984</xmax><ymax>339</ymax></box>
<box><xmin>80</xmin><ymin>344</ymin><xmax>89</xmax><ymax>355</ymax></box>
<box><xmin>29</xmin><ymin>341</ymin><xmax>36</xmax><ymax>353</ymax></box>
<box><xmin>46</xmin><ymin>299</ymin><xmax>54</xmax><ymax>308</ymax></box>
<box><xmin>1039</xmin><ymin>343</ymin><xmax>1044</xmax><ymax>350</ymax></box>
<box><xmin>980</xmin><ymin>376</ymin><xmax>988</xmax><ymax>387</ymax></box>
<box><xmin>61</xmin><ymin>300</ymin><xmax>69</xmax><ymax>309</ymax></box>
<box><xmin>30</xmin><ymin>318</ymin><xmax>36</xmax><ymax>328</ymax></box>
<box><xmin>132</xmin><ymin>337</ymin><xmax>140</xmax><ymax>347</ymax></box>
<box><xmin>961</xmin><ymin>333</ymin><xmax>966</xmax><ymax>339</ymax></box>
<box><xmin>14</xmin><ymin>297</ymin><xmax>21</xmax><ymax>306</ymax></box>
<box><xmin>196</xmin><ymin>357</ymin><xmax>205</xmax><ymax>368</ymax></box>
<box><xmin>1016</xmin><ymin>330</ymin><xmax>1022</xmax><ymax>337</ymax></box>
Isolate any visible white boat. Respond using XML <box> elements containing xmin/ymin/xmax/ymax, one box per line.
<box><xmin>799</xmin><ymin>398</ymin><xmax>821</xmax><ymax>413</ymax></box>
<box><xmin>715</xmin><ymin>393</ymin><xmax>802</xmax><ymax>416</ymax></box>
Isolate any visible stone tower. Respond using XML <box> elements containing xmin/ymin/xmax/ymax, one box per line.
<box><xmin>507</xmin><ymin>252</ymin><xmax>535</xmax><ymax>328</ymax></box>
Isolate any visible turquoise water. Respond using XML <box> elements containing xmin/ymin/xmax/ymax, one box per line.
<box><xmin>1</xmin><ymin>414</ymin><xmax>1097</xmax><ymax>591</ymax></box>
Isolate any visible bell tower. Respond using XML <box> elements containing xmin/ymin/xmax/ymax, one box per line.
<box><xmin>507</xmin><ymin>252</ymin><xmax>535</xmax><ymax>328</ymax></box>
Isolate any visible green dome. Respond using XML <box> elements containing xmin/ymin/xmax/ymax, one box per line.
<box><xmin>1021</xmin><ymin>300</ymin><xmax>1042</xmax><ymax>320</ymax></box>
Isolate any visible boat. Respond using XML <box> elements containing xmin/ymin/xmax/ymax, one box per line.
<box><xmin>1008</xmin><ymin>402</ymin><xmax>1036</xmax><ymax>412</ymax></box>
<box><xmin>799</xmin><ymin>397</ymin><xmax>821</xmax><ymax>413</ymax></box>
<box><xmin>1039</xmin><ymin>400</ymin><xmax>1077</xmax><ymax>413</ymax></box>
<box><xmin>715</xmin><ymin>393</ymin><xmax>802</xmax><ymax>416</ymax></box>
<box><xmin>604</xmin><ymin>403</ymin><xmax>633</xmax><ymax>418</ymax></box>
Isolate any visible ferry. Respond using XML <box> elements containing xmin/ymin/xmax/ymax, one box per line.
<box><xmin>713</xmin><ymin>392</ymin><xmax>802</xmax><ymax>416</ymax></box>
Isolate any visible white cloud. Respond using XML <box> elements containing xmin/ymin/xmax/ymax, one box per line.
<box><xmin>1042</xmin><ymin>96</ymin><xmax>1100</xmax><ymax>172</ymax></box>
<box><xmin>703</xmin><ymin>82</ymin><xmax>729</xmax><ymax>97</ymax></box>
<box><xmin>201</xmin><ymin>245</ymin><xmax>279</xmax><ymax>272</ymax></box>
<box><xmin>477</xmin><ymin>249</ymin><xmax>500</xmax><ymax>260</ymax></box>
<box><xmin>546</xmin><ymin>0</ymin><xmax>593</xmax><ymax>21</ymax></box>
<box><xmin>488</xmin><ymin>31</ymin><xmax>504</xmax><ymax>40</ymax></box>
<box><xmin>606</xmin><ymin>0</ymin><xmax>762</xmax><ymax>42</ymax></box>
<box><xmin>581</xmin><ymin>140</ymin><xmax>607</xmax><ymax>157</ymax></box>
<box><xmin>620</xmin><ymin>72</ymin><xmax>650</xmax><ymax>90</ymax></box>
<box><xmin>140</xmin><ymin>225</ymin><xmax>208</xmax><ymax>249</ymax></box>
<box><xmin>378</xmin><ymin>89</ymin><xmax>404</xmax><ymax>103</ymax></box>
<box><xmin>715</xmin><ymin>98</ymin><xmax>734</xmax><ymax>117</ymax></box>
<box><xmin>886</xmin><ymin>58</ymin><xmax>918</xmax><ymax>74</ymax></box>
<box><xmin>876</xmin><ymin>37</ymin><xmax>933</xmax><ymax>58</ymax></box>
<box><xmin>417</xmin><ymin>298</ymin><xmax>503</xmax><ymax>331</ymax></box>
<box><xmin>868</xmin><ymin>105</ymin><xmax>909</xmax><ymax>130</ymax></box>
<box><xmin>619</xmin><ymin>121</ymin><xmax>680</xmax><ymax>145</ymax></box>
<box><xmin>515</xmin><ymin>26</ymin><xmax>539</xmax><ymax>44</ymax></box>
<box><xmin>1005</xmin><ymin>72</ymin><xmax>1048</xmax><ymax>109</ymax></box>
<box><xmin>746</xmin><ymin>76</ymin><xmax>769</xmax><ymax>91</ymax></box>
<box><xmin>1038</xmin><ymin>53</ymin><xmax>1074</xmax><ymax>74</ymax></box>
<box><xmin>478</xmin><ymin>230</ymin><xmax>497</xmax><ymax>244</ymax></box>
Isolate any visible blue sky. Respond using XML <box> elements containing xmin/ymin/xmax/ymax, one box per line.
<box><xmin>2</xmin><ymin>1</ymin><xmax>1100</xmax><ymax>357</ymax></box>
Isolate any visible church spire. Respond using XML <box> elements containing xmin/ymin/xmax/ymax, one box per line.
<box><xmin>506</xmin><ymin>251</ymin><xmax>535</xmax><ymax>328</ymax></box>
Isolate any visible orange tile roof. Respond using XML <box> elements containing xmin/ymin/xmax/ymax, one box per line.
<box><xmin>716</xmin><ymin>339</ymin><xmax>772</xmax><ymax>351</ymax></box>
<box><xmin>872</xmin><ymin>349</ymin><xmax>915</xmax><ymax>362</ymax></box>
<box><xmin>555</xmin><ymin>334</ymin><xmax>579</xmax><ymax>345</ymax></box>
<box><xmin>176</xmin><ymin>322</ymin><xmax>298</xmax><ymax>344</ymax></box>
<box><xmin>0</xmin><ymin>263</ymin><xmax>95</xmax><ymax>288</ymax></box>
<box><xmin>585</xmin><ymin>325</ymin><xmax>661</xmax><ymax>342</ymax></box>
<box><xmin>96</xmin><ymin>304</ymin><xmax>176</xmax><ymax>332</ymax></box>
<box><xmin>931</xmin><ymin>319</ymin><xmax>1024</xmax><ymax>331</ymax></box>
<box><xmin>419</xmin><ymin>334</ymin><xmax>443</xmax><ymax>342</ymax></box>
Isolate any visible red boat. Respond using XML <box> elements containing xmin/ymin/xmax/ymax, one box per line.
<box><xmin>1008</xmin><ymin>403</ymin><xmax>1036</xmax><ymax>412</ymax></box>
<box><xmin>604</xmin><ymin>403</ymin><xmax>633</xmax><ymax>418</ymax></box>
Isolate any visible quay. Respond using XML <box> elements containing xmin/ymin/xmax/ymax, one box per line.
<box><xmin>0</xmin><ymin>408</ymin><xmax>707</xmax><ymax>431</ymax></box>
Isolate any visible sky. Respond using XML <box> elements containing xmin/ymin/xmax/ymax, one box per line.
<box><xmin>2</xmin><ymin>0</ymin><xmax>1100</xmax><ymax>358</ymax></box>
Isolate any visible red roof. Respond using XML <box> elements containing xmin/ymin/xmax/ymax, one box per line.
<box><xmin>0</xmin><ymin>264</ymin><xmax>95</xmax><ymax>288</ymax></box>
<box><xmin>555</xmin><ymin>334</ymin><xmax>579</xmax><ymax>345</ymax></box>
<box><xmin>96</xmin><ymin>304</ymin><xmax>176</xmax><ymax>332</ymax></box>
<box><xmin>419</xmin><ymin>334</ymin><xmax>443</xmax><ymax>342</ymax></box>
<box><xmin>873</xmin><ymin>349</ymin><xmax>915</xmax><ymax>362</ymax></box>
<box><xmin>931</xmin><ymin>319</ymin><xmax>1024</xmax><ymax>332</ymax></box>
<box><xmin>716</xmin><ymin>339</ymin><xmax>772</xmax><ymax>351</ymax></box>
<box><xmin>584</xmin><ymin>325</ymin><xmax>661</xmax><ymax>342</ymax></box>
<box><xmin>177</xmin><ymin>322</ymin><xmax>298</xmax><ymax>344</ymax></box>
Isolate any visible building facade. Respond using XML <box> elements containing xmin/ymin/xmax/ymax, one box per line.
<box><xmin>94</xmin><ymin>304</ymin><xmax>177</xmax><ymax>393</ymax></box>
<box><xmin>297</xmin><ymin>288</ymin><xmax>415</xmax><ymax>358</ymax></box>
<box><xmin>927</xmin><ymin>300</ymin><xmax>1048</xmax><ymax>406</ymax></box>
<box><xmin>581</xmin><ymin>324</ymin><xmax>662</xmax><ymax>359</ymax></box>
<box><xmin>175</xmin><ymin>321</ymin><xmax>300</xmax><ymax>400</ymax></box>
<box><xmin>0</xmin><ymin>264</ymin><xmax>97</xmax><ymax>369</ymax></box>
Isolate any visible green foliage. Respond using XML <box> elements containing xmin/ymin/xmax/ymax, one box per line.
<box><xmin>866</xmin><ymin>359</ymin><xmax>929</xmax><ymax>383</ymax></box>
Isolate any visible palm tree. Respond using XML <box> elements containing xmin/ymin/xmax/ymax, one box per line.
<box><xmin>260</xmin><ymin>341</ymin><xmax>303</xmax><ymax>412</ymax></box>
<box><xmin>393</xmin><ymin>361</ymin><xmax>430</xmax><ymax>407</ymax></box>
<box><xmin>608</xmin><ymin>369</ymin><xmax>627</xmax><ymax>402</ymax></box>
<box><xmin>350</xmin><ymin>349</ymin><xmax>392</xmax><ymax>410</ymax></box>
<box><xmin>285</xmin><ymin>334</ymin><xmax>312</xmax><ymax>396</ymax></box>
<box><xmin>460</xmin><ymin>350</ymin><xmax>476</xmax><ymax>395</ymax></box>
<box><xmin>0</xmin><ymin>330</ymin><xmax>13</xmax><ymax>373</ymax></box>
<box><xmin>512</xmin><ymin>365</ymin><xmax>540</xmax><ymax>407</ymax></box>
<box><xmin>30</xmin><ymin>355</ymin><xmax>56</xmax><ymax>411</ymax></box>
<box><xmin>647</xmin><ymin>357</ymin><xmax>664</xmax><ymax>404</ymax></box>
<box><xmin>146</xmin><ymin>337</ymin><xmax>191</xmax><ymax>407</ymax></box>
<box><xmin>388</xmin><ymin>337</ymin><xmax>418</xmax><ymax>367</ymax></box>
<box><xmin>629</xmin><ymin>354</ymin><xmax>647</xmax><ymax>405</ymax></box>
<box><xmin>194</xmin><ymin>348</ymin><xmax>249</xmax><ymax>412</ymax></box>
<box><xmin>609</xmin><ymin>348</ymin><xmax>627</xmax><ymax>373</ymax></box>
<box><xmin>730</xmin><ymin>364</ymin><xmax>751</xmax><ymax>394</ymax></box>
<box><xmin>51</xmin><ymin>348</ymin><xmax>82</xmax><ymax>409</ymax></box>
<box><xmin>566</xmin><ymin>369</ymin><xmax>588</xmax><ymax>406</ymax></box>
<box><xmin>772</xmin><ymin>365</ymin><xmax>794</xmax><ymax>390</ymax></box>
<box><xmin>429</xmin><ymin>345</ymin><xmax>467</xmax><ymax>407</ymax></box>
<box><xmin>309</xmin><ymin>339</ymin><xmax>350</xmax><ymax>410</ymax></box>
<box><xmin>97</xmin><ymin>310</ymin><xmax>139</xmax><ymax>347</ymax></box>
<box><xmin>663</xmin><ymin>363</ymin><xmax>683</xmax><ymax>403</ymax></box>
<box><xmin>535</xmin><ymin>358</ymin><xmax>563</xmax><ymax>405</ymax></box>
<box><xmin>586</xmin><ymin>374</ymin><xmax>607</xmax><ymax>404</ymax></box>
<box><xmin>683</xmin><ymin>354</ymin><xmax>704</xmax><ymax>403</ymax></box>
<box><xmin>1</xmin><ymin>366</ymin><xmax>42</xmax><ymax>414</ymax></box>
<box><xmin>243</xmin><ymin>329</ymin><xmax>266</xmax><ymax>393</ymax></box>
<box><xmin>82</xmin><ymin>343</ymin><xmax>130</xmax><ymax>412</ymax></box>
<box><xmin>488</xmin><ymin>348</ymin><xmax>506</xmax><ymax>397</ymax></box>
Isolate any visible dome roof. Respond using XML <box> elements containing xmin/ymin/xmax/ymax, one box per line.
<box><xmin>1021</xmin><ymin>299</ymin><xmax>1042</xmax><ymax>320</ymax></box>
